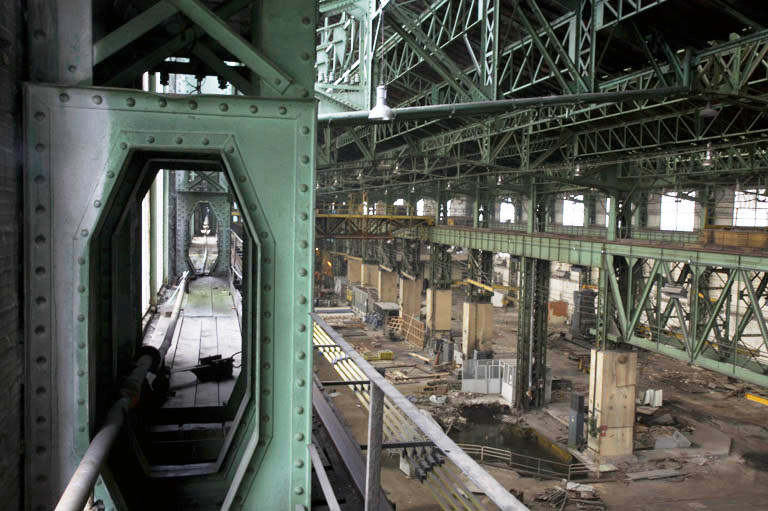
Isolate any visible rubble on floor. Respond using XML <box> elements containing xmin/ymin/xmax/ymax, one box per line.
<box><xmin>535</xmin><ymin>483</ymin><xmax>605</xmax><ymax>510</ymax></box>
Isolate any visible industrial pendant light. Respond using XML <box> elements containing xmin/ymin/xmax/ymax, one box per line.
<box><xmin>369</xmin><ymin>84</ymin><xmax>395</xmax><ymax>121</ymax></box>
<box><xmin>369</xmin><ymin>7</ymin><xmax>395</xmax><ymax>122</ymax></box>
<box><xmin>702</xmin><ymin>142</ymin><xmax>713</xmax><ymax>167</ymax></box>
<box><xmin>700</xmin><ymin>102</ymin><xmax>718</xmax><ymax>118</ymax></box>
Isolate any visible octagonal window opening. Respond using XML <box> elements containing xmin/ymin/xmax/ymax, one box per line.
<box><xmin>89</xmin><ymin>150</ymin><xmax>260</xmax><ymax>499</ymax></box>
<box><xmin>186</xmin><ymin>201</ymin><xmax>221</xmax><ymax>275</ymax></box>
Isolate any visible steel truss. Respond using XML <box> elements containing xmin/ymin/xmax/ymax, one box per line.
<box><xmin>406</xmin><ymin>224</ymin><xmax>768</xmax><ymax>387</ymax></box>
<box><xmin>316</xmin><ymin>0</ymin><xmax>768</xmax><ymax>199</ymax></box>
<box><xmin>598</xmin><ymin>256</ymin><xmax>768</xmax><ymax>387</ymax></box>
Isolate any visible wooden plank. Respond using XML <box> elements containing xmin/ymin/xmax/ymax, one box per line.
<box><xmin>184</xmin><ymin>277</ymin><xmax>214</xmax><ymax>316</ymax></box>
<box><xmin>166</xmin><ymin>316</ymin><xmax>201</xmax><ymax>408</ymax></box>
<box><xmin>211</xmin><ymin>281</ymin><xmax>235</xmax><ymax>316</ymax></box>
<box><xmin>194</xmin><ymin>317</ymin><xmax>220</xmax><ymax>407</ymax></box>
<box><xmin>217</xmin><ymin>315</ymin><xmax>242</xmax><ymax>406</ymax></box>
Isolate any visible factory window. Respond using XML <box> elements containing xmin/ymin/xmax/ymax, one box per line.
<box><xmin>499</xmin><ymin>201</ymin><xmax>515</xmax><ymax>223</ymax></box>
<box><xmin>446</xmin><ymin>199</ymin><xmax>453</xmax><ymax>216</ymax></box>
<box><xmin>563</xmin><ymin>195</ymin><xmax>584</xmax><ymax>226</ymax></box>
<box><xmin>733</xmin><ymin>189</ymin><xmax>768</xmax><ymax>227</ymax></box>
<box><xmin>417</xmin><ymin>198</ymin><xmax>425</xmax><ymax>215</ymax></box>
<box><xmin>393</xmin><ymin>198</ymin><xmax>405</xmax><ymax>206</ymax></box>
<box><xmin>660</xmin><ymin>192</ymin><xmax>696</xmax><ymax>231</ymax></box>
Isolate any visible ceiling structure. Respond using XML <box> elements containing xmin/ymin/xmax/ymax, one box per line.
<box><xmin>314</xmin><ymin>0</ymin><xmax>768</xmax><ymax>202</ymax></box>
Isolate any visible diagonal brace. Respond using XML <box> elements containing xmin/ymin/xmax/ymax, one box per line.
<box><xmin>104</xmin><ymin>0</ymin><xmax>256</xmax><ymax>87</ymax></box>
<box><xmin>741</xmin><ymin>270</ymin><xmax>768</xmax><ymax>354</ymax></box>
<box><xmin>694</xmin><ymin>270</ymin><xmax>736</xmax><ymax>358</ymax></box>
<box><xmin>524</xmin><ymin>0</ymin><xmax>589</xmax><ymax>92</ymax></box>
<box><xmin>192</xmin><ymin>41</ymin><xmax>255</xmax><ymax>94</ymax></box>
<box><xmin>94</xmin><ymin>1</ymin><xmax>180</xmax><ymax>64</ymax></box>
<box><xmin>166</xmin><ymin>0</ymin><xmax>293</xmax><ymax>95</ymax></box>
<box><xmin>388</xmin><ymin>5</ymin><xmax>490</xmax><ymax>101</ymax></box>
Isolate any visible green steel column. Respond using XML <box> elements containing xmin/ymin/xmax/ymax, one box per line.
<box><xmin>516</xmin><ymin>256</ymin><xmax>550</xmax><ymax>408</ymax></box>
<box><xmin>596</xmin><ymin>255</ymin><xmax>612</xmax><ymax>350</ymax></box>
<box><xmin>466</xmin><ymin>249</ymin><xmax>493</xmax><ymax>302</ymax></box>
<box><xmin>607</xmin><ymin>195</ymin><xmax>617</xmax><ymax>241</ymax></box>
<box><xmin>430</xmin><ymin>244</ymin><xmax>452</xmax><ymax>290</ymax></box>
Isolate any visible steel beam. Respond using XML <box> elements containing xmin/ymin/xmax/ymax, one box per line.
<box><xmin>93</xmin><ymin>1</ymin><xmax>179</xmax><ymax>64</ymax></box>
<box><xmin>166</xmin><ymin>0</ymin><xmax>293</xmax><ymax>94</ymax></box>
<box><xmin>103</xmin><ymin>0</ymin><xmax>256</xmax><ymax>86</ymax></box>
<box><xmin>407</xmin><ymin>225</ymin><xmax>768</xmax><ymax>273</ymax></box>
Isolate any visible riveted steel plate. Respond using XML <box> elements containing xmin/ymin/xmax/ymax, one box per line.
<box><xmin>24</xmin><ymin>84</ymin><xmax>315</xmax><ymax>510</ymax></box>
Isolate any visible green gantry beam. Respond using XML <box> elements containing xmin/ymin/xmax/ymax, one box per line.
<box><xmin>409</xmin><ymin>226</ymin><xmax>768</xmax><ymax>273</ymax></box>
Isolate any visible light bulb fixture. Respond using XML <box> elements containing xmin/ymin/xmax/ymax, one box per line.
<box><xmin>575</xmin><ymin>163</ymin><xmax>581</xmax><ymax>176</ymax></box>
<box><xmin>410</xmin><ymin>185</ymin><xmax>416</xmax><ymax>193</ymax></box>
<box><xmin>497</xmin><ymin>175</ymin><xmax>502</xmax><ymax>185</ymax></box>
<box><xmin>393</xmin><ymin>162</ymin><xmax>400</xmax><ymax>175</ymax></box>
<box><xmin>384</xmin><ymin>188</ymin><xmax>389</xmax><ymax>195</ymax></box>
<box><xmin>357</xmin><ymin>171</ymin><xmax>363</xmax><ymax>180</ymax></box>
<box><xmin>702</xmin><ymin>142</ymin><xmax>713</xmax><ymax>167</ymax></box>
<box><xmin>368</xmin><ymin>84</ymin><xmax>395</xmax><ymax>122</ymax></box>
<box><xmin>446</xmin><ymin>181</ymin><xmax>452</xmax><ymax>190</ymax></box>
<box><xmin>700</xmin><ymin>102</ymin><xmax>718</xmax><ymax>119</ymax></box>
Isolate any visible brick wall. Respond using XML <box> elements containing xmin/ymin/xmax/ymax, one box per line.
<box><xmin>0</xmin><ymin>0</ymin><xmax>24</xmax><ymax>509</ymax></box>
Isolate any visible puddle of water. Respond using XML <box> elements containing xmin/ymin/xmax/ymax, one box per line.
<box><xmin>449</xmin><ymin>405</ymin><xmax>572</xmax><ymax>476</ymax></box>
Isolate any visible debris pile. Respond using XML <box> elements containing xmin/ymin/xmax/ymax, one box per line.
<box><xmin>535</xmin><ymin>483</ymin><xmax>605</xmax><ymax>510</ymax></box>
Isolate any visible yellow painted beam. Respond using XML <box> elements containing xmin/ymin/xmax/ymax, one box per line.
<box><xmin>464</xmin><ymin>278</ymin><xmax>517</xmax><ymax>293</ymax></box>
<box><xmin>746</xmin><ymin>393</ymin><xmax>768</xmax><ymax>407</ymax></box>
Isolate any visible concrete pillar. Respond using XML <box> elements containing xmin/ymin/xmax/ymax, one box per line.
<box><xmin>348</xmin><ymin>259</ymin><xmax>362</xmax><ymax>284</ymax></box>
<box><xmin>361</xmin><ymin>263</ymin><xmax>378</xmax><ymax>287</ymax></box>
<box><xmin>462</xmin><ymin>302</ymin><xmax>493</xmax><ymax>356</ymax></box>
<box><xmin>399</xmin><ymin>277</ymin><xmax>422</xmax><ymax>318</ymax></box>
<box><xmin>426</xmin><ymin>289</ymin><xmax>452</xmax><ymax>332</ymax></box>
<box><xmin>587</xmin><ymin>350</ymin><xmax>637</xmax><ymax>457</ymax></box>
<box><xmin>377</xmin><ymin>270</ymin><xmax>398</xmax><ymax>302</ymax></box>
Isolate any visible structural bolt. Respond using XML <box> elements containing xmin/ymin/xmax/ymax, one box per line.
<box><xmin>297</xmin><ymin>352</ymin><xmax>306</xmax><ymax>360</ymax></box>
<box><xmin>294</xmin><ymin>486</ymin><xmax>304</xmax><ymax>495</ymax></box>
<box><xmin>295</xmin><ymin>433</ymin><xmax>304</xmax><ymax>441</ymax></box>
<box><xmin>296</xmin><ymin>378</ymin><xmax>305</xmax><ymax>387</ymax></box>
<box><xmin>295</xmin><ymin>406</ymin><xmax>304</xmax><ymax>414</ymax></box>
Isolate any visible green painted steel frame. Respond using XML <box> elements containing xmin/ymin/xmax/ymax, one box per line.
<box><xmin>414</xmin><ymin>225</ymin><xmax>768</xmax><ymax>273</ymax></box>
<box><xmin>405</xmin><ymin>225</ymin><xmax>768</xmax><ymax>387</ymax></box>
<box><xmin>24</xmin><ymin>84</ymin><xmax>316</xmax><ymax>510</ymax></box>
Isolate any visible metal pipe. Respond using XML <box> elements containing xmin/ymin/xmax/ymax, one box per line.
<box><xmin>55</xmin><ymin>272</ymin><xmax>188</xmax><ymax>511</ymax></box>
<box><xmin>317</xmin><ymin>87</ymin><xmax>689</xmax><ymax>126</ymax></box>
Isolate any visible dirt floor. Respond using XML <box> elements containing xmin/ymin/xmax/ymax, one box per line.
<box><xmin>315</xmin><ymin>290</ymin><xmax>768</xmax><ymax>511</ymax></box>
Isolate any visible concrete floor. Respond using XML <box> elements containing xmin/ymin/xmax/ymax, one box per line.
<box><xmin>318</xmin><ymin>286</ymin><xmax>768</xmax><ymax>510</ymax></box>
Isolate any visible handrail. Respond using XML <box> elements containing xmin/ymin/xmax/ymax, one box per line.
<box><xmin>457</xmin><ymin>442</ymin><xmax>590</xmax><ymax>481</ymax></box>
<box><xmin>312</xmin><ymin>313</ymin><xmax>529</xmax><ymax>511</ymax></box>
<box><xmin>55</xmin><ymin>272</ymin><xmax>189</xmax><ymax>511</ymax></box>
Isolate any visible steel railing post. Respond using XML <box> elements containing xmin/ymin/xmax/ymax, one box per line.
<box><xmin>364</xmin><ymin>382</ymin><xmax>385</xmax><ymax>511</ymax></box>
